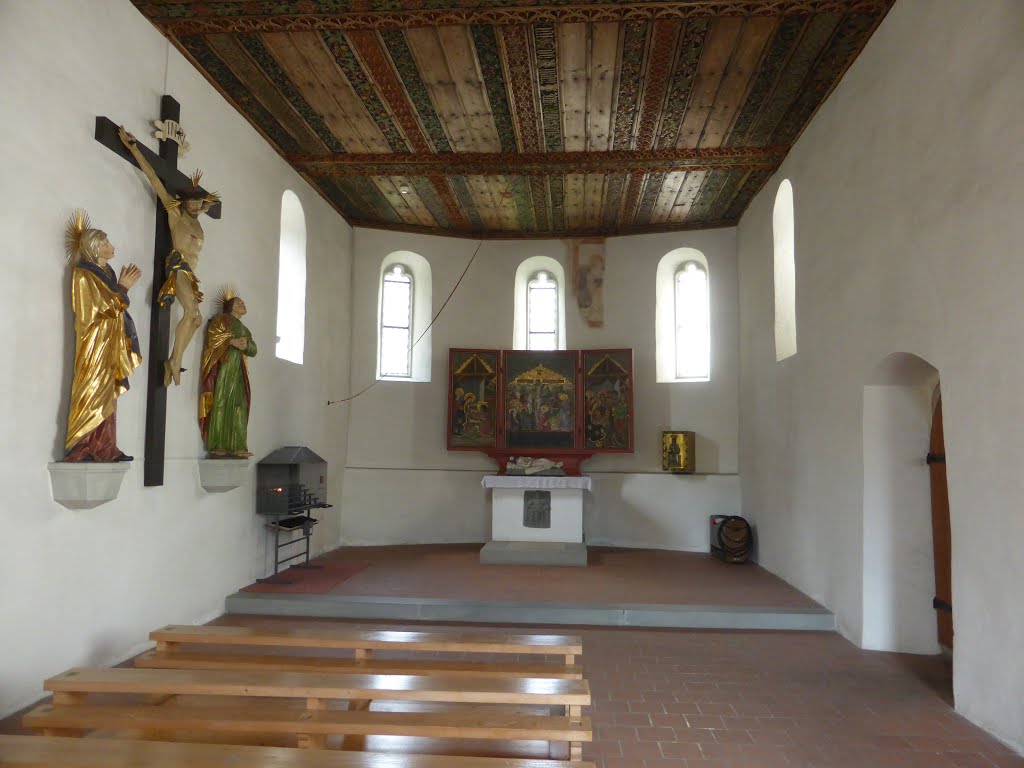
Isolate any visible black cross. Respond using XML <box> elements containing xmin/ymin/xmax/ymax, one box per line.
<box><xmin>94</xmin><ymin>96</ymin><xmax>222</xmax><ymax>487</ymax></box>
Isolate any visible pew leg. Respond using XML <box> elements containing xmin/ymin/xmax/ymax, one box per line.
<box><xmin>548</xmin><ymin>741</ymin><xmax>569</xmax><ymax>759</ymax></box>
<box><xmin>341</xmin><ymin>696</ymin><xmax>372</xmax><ymax>751</ymax></box>
<box><xmin>299</xmin><ymin>698</ymin><xmax>328</xmax><ymax>749</ymax></box>
<box><xmin>568</xmin><ymin>704</ymin><xmax>583</xmax><ymax>760</ymax></box>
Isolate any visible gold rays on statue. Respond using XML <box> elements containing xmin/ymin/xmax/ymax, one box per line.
<box><xmin>63</xmin><ymin>209</ymin><xmax>92</xmax><ymax>261</ymax></box>
<box><xmin>215</xmin><ymin>284</ymin><xmax>238</xmax><ymax>315</ymax></box>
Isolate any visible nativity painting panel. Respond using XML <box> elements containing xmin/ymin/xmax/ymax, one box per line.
<box><xmin>447</xmin><ymin>349</ymin><xmax>499</xmax><ymax>449</ymax></box>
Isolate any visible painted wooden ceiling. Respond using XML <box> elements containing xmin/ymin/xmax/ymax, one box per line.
<box><xmin>132</xmin><ymin>0</ymin><xmax>892</xmax><ymax>238</ymax></box>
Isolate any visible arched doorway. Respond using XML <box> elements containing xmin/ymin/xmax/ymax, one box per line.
<box><xmin>862</xmin><ymin>353</ymin><xmax>943</xmax><ymax>654</ymax></box>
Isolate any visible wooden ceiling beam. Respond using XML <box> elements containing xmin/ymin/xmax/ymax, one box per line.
<box><xmin>289</xmin><ymin>147</ymin><xmax>787</xmax><ymax>177</ymax></box>
<box><xmin>136</xmin><ymin>1</ymin><xmax>895</xmax><ymax>36</ymax></box>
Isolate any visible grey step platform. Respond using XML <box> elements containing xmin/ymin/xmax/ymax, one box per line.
<box><xmin>224</xmin><ymin>591</ymin><xmax>836</xmax><ymax>631</ymax></box>
<box><xmin>480</xmin><ymin>541</ymin><xmax>588</xmax><ymax>566</ymax></box>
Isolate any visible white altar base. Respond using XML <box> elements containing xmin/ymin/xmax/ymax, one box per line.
<box><xmin>480</xmin><ymin>475</ymin><xmax>591</xmax><ymax>566</ymax></box>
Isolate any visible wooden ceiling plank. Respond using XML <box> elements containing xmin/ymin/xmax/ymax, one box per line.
<box><xmin>263</xmin><ymin>33</ymin><xmax>371</xmax><ymax>153</ymax></box>
<box><xmin>558</xmin><ymin>23</ymin><xmax>588</xmax><ymax>153</ymax></box>
<box><xmin>633</xmin><ymin>19</ymin><xmax>682</xmax><ymax>151</ymax></box>
<box><xmin>699</xmin><ymin>16</ymin><xmax>777</xmax><ymax>148</ymax></box>
<box><xmin>438</xmin><ymin>26</ymin><xmax>504</xmax><ymax>153</ymax></box>
<box><xmin>745</xmin><ymin>13</ymin><xmax>842</xmax><ymax>146</ymax></box>
<box><xmin>675</xmin><ymin>17</ymin><xmax>743</xmax><ymax>149</ymax></box>
<box><xmin>670</xmin><ymin>169</ymin><xmax>709</xmax><ymax>222</ymax></box>
<box><xmin>587</xmin><ymin>22</ymin><xmax>618</xmax><ymax>152</ymax></box>
<box><xmin>499</xmin><ymin>25</ymin><xmax>544</xmax><ymax>154</ymax></box>
<box><xmin>584</xmin><ymin>172</ymin><xmax>605</xmax><ymax>230</ymax></box>
<box><xmin>564</xmin><ymin>172</ymin><xmax>587</xmax><ymax>231</ymax></box>
<box><xmin>206</xmin><ymin>34</ymin><xmax>326</xmax><ymax>153</ymax></box>
<box><xmin>610</xmin><ymin>20</ymin><xmax>650</xmax><ymax>152</ymax></box>
<box><xmin>405</xmin><ymin>28</ymin><xmax>477</xmax><ymax>151</ymax></box>
<box><xmin>465</xmin><ymin>175</ymin><xmax>502</xmax><ymax>230</ymax></box>
<box><xmin>274</xmin><ymin>32</ymin><xmax>390</xmax><ymax>153</ymax></box>
<box><xmin>494</xmin><ymin>175</ymin><xmax>519</xmax><ymax>230</ymax></box>
<box><xmin>372</xmin><ymin>175</ymin><xmax>427</xmax><ymax>226</ymax></box>
<box><xmin>650</xmin><ymin>170</ymin><xmax>687</xmax><ymax>225</ymax></box>
<box><xmin>392</xmin><ymin>176</ymin><xmax>438</xmax><ymax>227</ymax></box>
<box><xmin>346</xmin><ymin>29</ymin><xmax>433</xmax><ymax>153</ymax></box>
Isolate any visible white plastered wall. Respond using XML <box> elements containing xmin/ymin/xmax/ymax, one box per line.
<box><xmin>342</xmin><ymin>227</ymin><xmax>741</xmax><ymax>549</ymax></box>
<box><xmin>0</xmin><ymin>0</ymin><xmax>353</xmax><ymax>717</ymax></box>
<box><xmin>737</xmin><ymin>0</ymin><xmax>1024</xmax><ymax>751</ymax></box>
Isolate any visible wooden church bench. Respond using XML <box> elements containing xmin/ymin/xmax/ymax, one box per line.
<box><xmin>23</xmin><ymin>701</ymin><xmax>592</xmax><ymax>750</ymax></box>
<box><xmin>150</xmin><ymin>625</ymin><xmax>583</xmax><ymax>664</ymax></box>
<box><xmin>36</xmin><ymin>666</ymin><xmax>590</xmax><ymax>757</ymax></box>
<box><xmin>135</xmin><ymin>648</ymin><xmax>584</xmax><ymax>679</ymax></box>
<box><xmin>0</xmin><ymin>735</ymin><xmax>596</xmax><ymax>768</ymax></box>
<box><xmin>43</xmin><ymin>666</ymin><xmax>591</xmax><ymax>708</ymax></box>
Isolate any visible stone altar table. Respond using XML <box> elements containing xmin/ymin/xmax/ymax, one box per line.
<box><xmin>479</xmin><ymin>475</ymin><xmax>591</xmax><ymax>566</ymax></box>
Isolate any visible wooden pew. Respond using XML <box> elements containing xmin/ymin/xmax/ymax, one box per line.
<box><xmin>149</xmin><ymin>625</ymin><xmax>583</xmax><ymax>664</ymax></box>
<box><xmin>0</xmin><ymin>735</ymin><xmax>595</xmax><ymax>767</ymax></box>
<box><xmin>26</xmin><ymin>667</ymin><xmax>591</xmax><ymax>758</ymax></box>
<box><xmin>135</xmin><ymin>649</ymin><xmax>584</xmax><ymax>679</ymax></box>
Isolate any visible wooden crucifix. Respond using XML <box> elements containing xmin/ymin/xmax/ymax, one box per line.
<box><xmin>94</xmin><ymin>96</ymin><xmax>222</xmax><ymax>486</ymax></box>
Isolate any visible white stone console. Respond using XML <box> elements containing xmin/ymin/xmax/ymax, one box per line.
<box><xmin>480</xmin><ymin>475</ymin><xmax>591</xmax><ymax>566</ymax></box>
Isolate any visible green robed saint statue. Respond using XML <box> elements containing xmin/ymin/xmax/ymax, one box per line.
<box><xmin>198</xmin><ymin>288</ymin><xmax>256</xmax><ymax>457</ymax></box>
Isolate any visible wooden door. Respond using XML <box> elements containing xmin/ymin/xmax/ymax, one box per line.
<box><xmin>929</xmin><ymin>397</ymin><xmax>953</xmax><ymax>649</ymax></box>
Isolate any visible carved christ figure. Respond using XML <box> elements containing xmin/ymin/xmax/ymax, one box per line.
<box><xmin>118</xmin><ymin>126</ymin><xmax>220</xmax><ymax>386</ymax></box>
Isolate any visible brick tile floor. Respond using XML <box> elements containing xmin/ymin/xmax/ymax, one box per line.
<box><xmin>306</xmin><ymin>545</ymin><xmax>823</xmax><ymax>609</ymax></box>
<box><xmin>4</xmin><ymin>615</ymin><xmax>1022</xmax><ymax>767</ymax></box>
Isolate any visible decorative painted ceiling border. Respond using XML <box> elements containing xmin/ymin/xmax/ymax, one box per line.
<box><xmin>342</xmin><ymin>215</ymin><xmax>739</xmax><ymax>240</ymax></box>
<box><xmin>289</xmin><ymin>146</ymin><xmax>787</xmax><ymax>176</ymax></box>
<box><xmin>137</xmin><ymin>1</ymin><xmax>895</xmax><ymax>36</ymax></box>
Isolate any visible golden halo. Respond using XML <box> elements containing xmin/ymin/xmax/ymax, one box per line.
<box><xmin>64</xmin><ymin>209</ymin><xmax>92</xmax><ymax>262</ymax></box>
<box><xmin>215</xmin><ymin>284</ymin><xmax>238</xmax><ymax>315</ymax></box>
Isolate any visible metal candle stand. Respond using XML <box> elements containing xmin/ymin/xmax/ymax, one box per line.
<box><xmin>257</xmin><ymin>485</ymin><xmax>332</xmax><ymax>583</ymax></box>
<box><xmin>255</xmin><ymin>447</ymin><xmax>332</xmax><ymax>584</ymax></box>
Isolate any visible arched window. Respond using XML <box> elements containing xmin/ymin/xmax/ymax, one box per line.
<box><xmin>378</xmin><ymin>264</ymin><xmax>414</xmax><ymax>378</ymax></box>
<box><xmin>527</xmin><ymin>271</ymin><xmax>558</xmax><ymax>350</ymax></box>
<box><xmin>513</xmin><ymin>256</ymin><xmax>566</xmax><ymax>350</ymax></box>
<box><xmin>674</xmin><ymin>261</ymin><xmax>710</xmax><ymax>380</ymax></box>
<box><xmin>275</xmin><ymin>190</ymin><xmax>306</xmax><ymax>364</ymax></box>
<box><xmin>656</xmin><ymin>248</ymin><xmax>710</xmax><ymax>382</ymax></box>
<box><xmin>773</xmin><ymin>179</ymin><xmax>796</xmax><ymax>361</ymax></box>
<box><xmin>377</xmin><ymin>251</ymin><xmax>432</xmax><ymax>381</ymax></box>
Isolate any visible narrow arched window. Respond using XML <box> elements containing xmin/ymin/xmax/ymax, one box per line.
<box><xmin>276</xmin><ymin>190</ymin><xmax>306</xmax><ymax>364</ymax></box>
<box><xmin>674</xmin><ymin>261</ymin><xmax>710</xmax><ymax>380</ymax></box>
<box><xmin>527</xmin><ymin>271</ymin><xmax>558</xmax><ymax>350</ymax></box>
<box><xmin>378</xmin><ymin>264</ymin><xmax>414</xmax><ymax>378</ymax></box>
<box><xmin>513</xmin><ymin>255</ymin><xmax>566</xmax><ymax>350</ymax></box>
<box><xmin>655</xmin><ymin>248</ymin><xmax>710</xmax><ymax>382</ymax></box>
<box><xmin>774</xmin><ymin>179</ymin><xmax>797</xmax><ymax>361</ymax></box>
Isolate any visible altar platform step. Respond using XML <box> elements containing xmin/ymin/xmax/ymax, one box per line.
<box><xmin>480</xmin><ymin>541</ymin><xmax>588</xmax><ymax>566</ymax></box>
<box><xmin>226</xmin><ymin>545</ymin><xmax>835</xmax><ymax>632</ymax></box>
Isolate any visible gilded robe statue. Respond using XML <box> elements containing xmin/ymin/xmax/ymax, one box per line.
<box><xmin>64</xmin><ymin>211</ymin><xmax>142</xmax><ymax>462</ymax></box>
<box><xmin>198</xmin><ymin>292</ymin><xmax>256</xmax><ymax>457</ymax></box>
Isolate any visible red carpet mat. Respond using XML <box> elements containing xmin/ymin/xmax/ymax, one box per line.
<box><xmin>241</xmin><ymin>562</ymin><xmax>369</xmax><ymax>594</ymax></box>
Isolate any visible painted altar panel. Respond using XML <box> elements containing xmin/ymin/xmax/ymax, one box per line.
<box><xmin>447</xmin><ymin>348</ymin><xmax>499</xmax><ymax>450</ymax></box>
<box><xmin>503</xmin><ymin>350</ymin><xmax>577</xmax><ymax>451</ymax></box>
<box><xmin>583</xmin><ymin>349</ymin><xmax>634</xmax><ymax>452</ymax></box>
